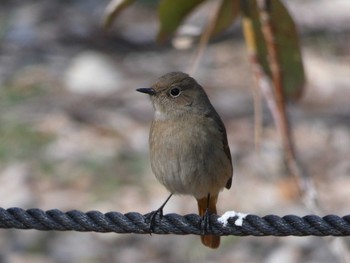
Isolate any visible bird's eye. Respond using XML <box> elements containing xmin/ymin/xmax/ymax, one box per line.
<box><xmin>169</xmin><ymin>87</ymin><xmax>181</xmax><ymax>97</ymax></box>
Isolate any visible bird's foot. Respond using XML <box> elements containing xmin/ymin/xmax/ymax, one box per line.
<box><xmin>145</xmin><ymin>207</ymin><xmax>164</xmax><ymax>234</ymax></box>
<box><xmin>145</xmin><ymin>193</ymin><xmax>173</xmax><ymax>234</ymax></box>
<box><xmin>200</xmin><ymin>208</ymin><xmax>212</xmax><ymax>235</ymax></box>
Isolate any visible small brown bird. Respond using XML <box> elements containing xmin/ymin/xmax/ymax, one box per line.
<box><xmin>137</xmin><ymin>72</ymin><xmax>233</xmax><ymax>249</ymax></box>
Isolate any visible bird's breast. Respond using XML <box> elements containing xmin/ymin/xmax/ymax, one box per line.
<box><xmin>149</xmin><ymin>115</ymin><xmax>232</xmax><ymax>198</ymax></box>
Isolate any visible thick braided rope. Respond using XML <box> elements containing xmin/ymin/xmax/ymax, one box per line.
<box><xmin>0</xmin><ymin>208</ymin><xmax>350</xmax><ymax>236</ymax></box>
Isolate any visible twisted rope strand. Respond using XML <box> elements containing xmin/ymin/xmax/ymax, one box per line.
<box><xmin>0</xmin><ymin>208</ymin><xmax>350</xmax><ymax>236</ymax></box>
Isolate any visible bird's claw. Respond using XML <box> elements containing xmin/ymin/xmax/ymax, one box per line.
<box><xmin>200</xmin><ymin>208</ymin><xmax>212</xmax><ymax>235</ymax></box>
<box><xmin>145</xmin><ymin>208</ymin><xmax>164</xmax><ymax>234</ymax></box>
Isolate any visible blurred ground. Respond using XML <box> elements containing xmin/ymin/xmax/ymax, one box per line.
<box><xmin>0</xmin><ymin>0</ymin><xmax>350</xmax><ymax>262</ymax></box>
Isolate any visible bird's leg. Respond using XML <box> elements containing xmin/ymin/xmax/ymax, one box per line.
<box><xmin>201</xmin><ymin>193</ymin><xmax>212</xmax><ymax>235</ymax></box>
<box><xmin>146</xmin><ymin>193</ymin><xmax>173</xmax><ymax>233</ymax></box>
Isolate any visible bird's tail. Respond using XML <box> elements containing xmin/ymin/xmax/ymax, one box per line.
<box><xmin>197</xmin><ymin>194</ymin><xmax>220</xmax><ymax>249</ymax></box>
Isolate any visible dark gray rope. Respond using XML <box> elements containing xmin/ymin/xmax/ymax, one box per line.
<box><xmin>0</xmin><ymin>207</ymin><xmax>350</xmax><ymax>236</ymax></box>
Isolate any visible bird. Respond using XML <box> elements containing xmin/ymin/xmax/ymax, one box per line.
<box><xmin>136</xmin><ymin>72</ymin><xmax>233</xmax><ymax>249</ymax></box>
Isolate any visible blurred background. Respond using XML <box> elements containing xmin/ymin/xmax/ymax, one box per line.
<box><xmin>0</xmin><ymin>0</ymin><xmax>350</xmax><ymax>262</ymax></box>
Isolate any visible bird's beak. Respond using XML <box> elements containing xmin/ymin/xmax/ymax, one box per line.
<box><xmin>136</xmin><ymin>88</ymin><xmax>156</xmax><ymax>96</ymax></box>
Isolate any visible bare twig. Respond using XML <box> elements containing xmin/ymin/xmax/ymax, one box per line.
<box><xmin>188</xmin><ymin>0</ymin><xmax>222</xmax><ymax>75</ymax></box>
<box><xmin>252</xmin><ymin>75</ymin><xmax>263</xmax><ymax>153</ymax></box>
<box><xmin>249</xmin><ymin>54</ymin><xmax>266</xmax><ymax>153</ymax></box>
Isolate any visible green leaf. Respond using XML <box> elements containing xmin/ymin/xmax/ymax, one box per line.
<box><xmin>241</xmin><ymin>0</ymin><xmax>271</xmax><ymax>77</ymax></box>
<box><xmin>157</xmin><ymin>0</ymin><xmax>206</xmax><ymax>43</ymax></box>
<box><xmin>103</xmin><ymin>0</ymin><xmax>136</xmax><ymax>29</ymax></box>
<box><xmin>241</xmin><ymin>0</ymin><xmax>305</xmax><ymax>100</ymax></box>
<box><xmin>211</xmin><ymin>0</ymin><xmax>240</xmax><ymax>36</ymax></box>
<box><xmin>270</xmin><ymin>0</ymin><xmax>305</xmax><ymax>99</ymax></box>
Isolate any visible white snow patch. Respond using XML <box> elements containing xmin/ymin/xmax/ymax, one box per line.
<box><xmin>218</xmin><ymin>211</ymin><xmax>248</xmax><ymax>227</ymax></box>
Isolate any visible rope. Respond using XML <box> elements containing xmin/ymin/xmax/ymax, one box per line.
<box><xmin>1</xmin><ymin>207</ymin><xmax>350</xmax><ymax>236</ymax></box>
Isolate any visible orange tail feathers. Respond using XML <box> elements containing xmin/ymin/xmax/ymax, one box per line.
<box><xmin>197</xmin><ymin>195</ymin><xmax>220</xmax><ymax>249</ymax></box>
